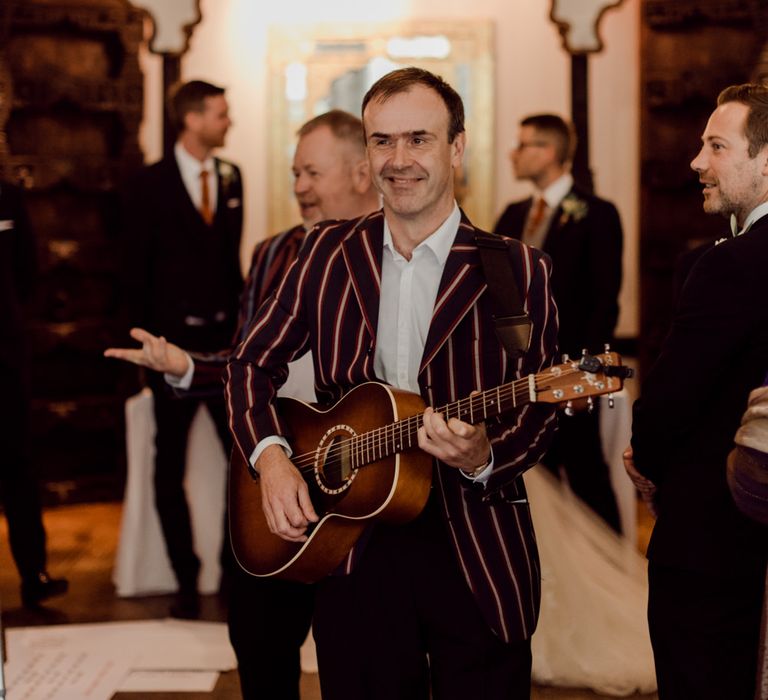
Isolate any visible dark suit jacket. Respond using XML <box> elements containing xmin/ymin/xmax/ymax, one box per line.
<box><xmin>226</xmin><ymin>210</ymin><xmax>559</xmax><ymax>642</ymax></box>
<box><xmin>494</xmin><ymin>185</ymin><xmax>622</xmax><ymax>357</ymax></box>
<box><xmin>0</xmin><ymin>183</ymin><xmax>37</xmax><ymax>366</ymax></box>
<box><xmin>122</xmin><ymin>154</ymin><xmax>243</xmax><ymax>352</ymax></box>
<box><xmin>632</xmin><ymin>216</ymin><xmax>768</xmax><ymax>578</ymax></box>
<box><xmin>190</xmin><ymin>224</ymin><xmax>307</xmax><ymax>392</ymax></box>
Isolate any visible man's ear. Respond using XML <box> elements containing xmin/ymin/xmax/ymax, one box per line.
<box><xmin>183</xmin><ymin>109</ymin><xmax>202</xmax><ymax>135</ymax></box>
<box><xmin>352</xmin><ymin>158</ymin><xmax>371</xmax><ymax>193</ymax></box>
<box><xmin>451</xmin><ymin>132</ymin><xmax>466</xmax><ymax>167</ymax></box>
<box><xmin>761</xmin><ymin>147</ymin><xmax>768</xmax><ymax>176</ymax></box>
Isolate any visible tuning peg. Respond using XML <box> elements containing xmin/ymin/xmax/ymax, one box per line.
<box><xmin>604</xmin><ymin>342</ymin><xmax>611</xmax><ymax>353</ymax></box>
<box><xmin>562</xmin><ymin>353</ymin><xmax>570</xmax><ymax>363</ymax></box>
<box><xmin>581</xmin><ymin>348</ymin><xmax>588</xmax><ymax>359</ymax></box>
<box><xmin>564</xmin><ymin>400</ymin><xmax>574</xmax><ymax>417</ymax></box>
<box><xmin>607</xmin><ymin>392</ymin><xmax>615</xmax><ymax>409</ymax></box>
<box><xmin>587</xmin><ymin>396</ymin><xmax>594</xmax><ymax>413</ymax></box>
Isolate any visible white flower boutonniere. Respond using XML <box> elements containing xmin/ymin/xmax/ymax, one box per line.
<box><xmin>218</xmin><ymin>161</ymin><xmax>238</xmax><ymax>192</ymax></box>
<box><xmin>559</xmin><ymin>193</ymin><xmax>589</xmax><ymax>226</ymax></box>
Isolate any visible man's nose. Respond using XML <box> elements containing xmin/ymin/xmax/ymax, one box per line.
<box><xmin>392</xmin><ymin>140</ymin><xmax>409</xmax><ymax>168</ymax></box>
<box><xmin>690</xmin><ymin>147</ymin><xmax>705</xmax><ymax>172</ymax></box>
<box><xmin>294</xmin><ymin>172</ymin><xmax>309</xmax><ymax>193</ymax></box>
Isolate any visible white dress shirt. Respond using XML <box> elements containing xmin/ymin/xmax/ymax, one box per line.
<box><xmin>373</xmin><ymin>204</ymin><xmax>460</xmax><ymax>393</ymax></box>
<box><xmin>731</xmin><ymin>200</ymin><xmax>768</xmax><ymax>236</ymax></box>
<box><xmin>174</xmin><ymin>142</ymin><xmax>218</xmax><ymax>214</ymax></box>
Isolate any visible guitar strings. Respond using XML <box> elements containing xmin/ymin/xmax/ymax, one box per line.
<box><xmin>287</xmin><ymin>364</ymin><xmax>594</xmax><ymax>477</ymax></box>
<box><xmin>289</xmin><ymin>364</ymin><xmax>589</xmax><ymax>475</ymax></box>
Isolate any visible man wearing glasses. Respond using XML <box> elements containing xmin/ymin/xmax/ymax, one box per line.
<box><xmin>494</xmin><ymin>113</ymin><xmax>624</xmax><ymax>533</ymax></box>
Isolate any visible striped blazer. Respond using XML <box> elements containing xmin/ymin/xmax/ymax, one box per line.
<box><xmin>225</xmin><ymin>210</ymin><xmax>559</xmax><ymax>642</ymax></box>
<box><xmin>190</xmin><ymin>224</ymin><xmax>307</xmax><ymax>391</ymax></box>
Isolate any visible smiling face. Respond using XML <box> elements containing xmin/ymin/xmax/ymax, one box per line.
<box><xmin>363</xmin><ymin>84</ymin><xmax>465</xmax><ymax>233</ymax></box>
<box><xmin>292</xmin><ymin>125</ymin><xmax>366</xmax><ymax>229</ymax></box>
<box><xmin>690</xmin><ymin>101</ymin><xmax>768</xmax><ymax>226</ymax></box>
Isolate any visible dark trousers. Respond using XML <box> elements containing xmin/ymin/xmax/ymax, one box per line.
<box><xmin>543</xmin><ymin>406</ymin><xmax>621</xmax><ymax>532</ymax></box>
<box><xmin>648</xmin><ymin>563</ymin><xmax>764</xmax><ymax>699</ymax></box>
<box><xmin>0</xmin><ymin>363</ymin><xmax>46</xmax><ymax>581</ymax></box>
<box><xmin>150</xmin><ymin>380</ymin><xmax>232</xmax><ymax>591</ymax></box>
<box><xmin>313</xmin><ymin>495</ymin><xmax>532</xmax><ymax>700</ymax></box>
<box><xmin>225</xmin><ymin>556</ymin><xmax>315</xmax><ymax>700</ymax></box>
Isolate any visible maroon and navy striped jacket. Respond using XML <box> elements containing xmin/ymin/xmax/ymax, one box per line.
<box><xmin>225</xmin><ymin>210</ymin><xmax>558</xmax><ymax>642</ymax></box>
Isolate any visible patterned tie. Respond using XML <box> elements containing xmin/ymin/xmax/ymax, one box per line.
<box><xmin>199</xmin><ymin>169</ymin><xmax>213</xmax><ymax>225</ymax></box>
<box><xmin>522</xmin><ymin>197</ymin><xmax>547</xmax><ymax>247</ymax></box>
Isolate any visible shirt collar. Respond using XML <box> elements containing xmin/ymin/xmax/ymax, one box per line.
<box><xmin>536</xmin><ymin>172</ymin><xmax>574</xmax><ymax>209</ymax></box>
<box><xmin>174</xmin><ymin>142</ymin><xmax>216</xmax><ymax>177</ymax></box>
<box><xmin>731</xmin><ymin>200</ymin><xmax>768</xmax><ymax>236</ymax></box>
<box><xmin>382</xmin><ymin>202</ymin><xmax>461</xmax><ymax>266</ymax></box>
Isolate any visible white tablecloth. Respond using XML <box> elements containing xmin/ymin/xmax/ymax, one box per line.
<box><xmin>113</xmin><ymin>389</ymin><xmax>228</xmax><ymax>596</ymax></box>
<box><xmin>600</xmin><ymin>389</ymin><xmax>636</xmax><ymax>542</ymax></box>
<box><xmin>113</xmin><ymin>354</ymin><xmax>317</xmax><ymax>597</ymax></box>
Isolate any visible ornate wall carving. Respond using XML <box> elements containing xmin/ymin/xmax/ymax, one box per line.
<box><xmin>0</xmin><ymin>0</ymin><xmax>145</xmax><ymax>499</ymax></box>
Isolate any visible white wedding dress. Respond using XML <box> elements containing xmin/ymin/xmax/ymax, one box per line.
<box><xmin>526</xmin><ymin>464</ymin><xmax>657</xmax><ymax>696</ymax></box>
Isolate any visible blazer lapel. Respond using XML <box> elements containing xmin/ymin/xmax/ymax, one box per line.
<box><xmin>543</xmin><ymin>185</ymin><xmax>586</xmax><ymax>252</ymax></box>
<box><xmin>341</xmin><ymin>211</ymin><xmax>385</xmax><ymax>341</ymax></box>
<box><xmin>419</xmin><ymin>217</ymin><xmax>487</xmax><ymax>373</ymax></box>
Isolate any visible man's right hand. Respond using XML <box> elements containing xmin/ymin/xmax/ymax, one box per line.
<box><xmin>104</xmin><ymin>327</ymin><xmax>190</xmax><ymax>377</ymax></box>
<box><xmin>256</xmin><ymin>444</ymin><xmax>318</xmax><ymax>542</ymax></box>
<box><xmin>623</xmin><ymin>446</ymin><xmax>658</xmax><ymax>518</ymax></box>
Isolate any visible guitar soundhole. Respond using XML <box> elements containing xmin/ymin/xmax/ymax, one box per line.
<box><xmin>314</xmin><ymin>425</ymin><xmax>358</xmax><ymax>495</ymax></box>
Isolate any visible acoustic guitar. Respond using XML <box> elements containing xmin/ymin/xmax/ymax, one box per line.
<box><xmin>229</xmin><ymin>351</ymin><xmax>632</xmax><ymax>583</ymax></box>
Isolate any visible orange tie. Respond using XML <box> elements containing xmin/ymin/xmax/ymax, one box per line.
<box><xmin>200</xmin><ymin>169</ymin><xmax>213</xmax><ymax>225</ymax></box>
<box><xmin>522</xmin><ymin>197</ymin><xmax>547</xmax><ymax>246</ymax></box>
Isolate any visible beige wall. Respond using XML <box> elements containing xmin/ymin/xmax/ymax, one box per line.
<box><xmin>137</xmin><ymin>0</ymin><xmax>639</xmax><ymax>338</ymax></box>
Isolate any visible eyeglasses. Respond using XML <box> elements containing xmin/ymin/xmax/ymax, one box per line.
<box><xmin>514</xmin><ymin>141</ymin><xmax>550</xmax><ymax>151</ymax></box>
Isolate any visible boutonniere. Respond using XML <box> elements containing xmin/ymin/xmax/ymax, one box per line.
<box><xmin>559</xmin><ymin>193</ymin><xmax>589</xmax><ymax>225</ymax></box>
<box><xmin>218</xmin><ymin>161</ymin><xmax>238</xmax><ymax>191</ymax></box>
<box><xmin>715</xmin><ymin>237</ymin><xmax>729</xmax><ymax>246</ymax></box>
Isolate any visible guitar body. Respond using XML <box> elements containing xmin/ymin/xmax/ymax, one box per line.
<box><xmin>228</xmin><ymin>382</ymin><xmax>433</xmax><ymax>583</ymax></box>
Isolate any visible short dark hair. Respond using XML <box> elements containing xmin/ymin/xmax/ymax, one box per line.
<box><xmin>167</xmin><ymin>80</ymin><xmax>226</xmax><ymax>132</ymax></box>
<box><xmin>297</xmin><ymin>110</ymin><xmax>365</xmax><ymax>157</ymax></box>
<box><xmin>717</xmin><ymin>83</ymin><xmax>768</xmax><ymax>158</ymax></box>
<box><xmin>520</xmin><ymin>114</ymin><xmax>576</xmax><ymax>165</ymax></box>
<box><xmin>361</xmin><ymin>67</ymin><xmax>465</xmax><ymax>143</ymax></box>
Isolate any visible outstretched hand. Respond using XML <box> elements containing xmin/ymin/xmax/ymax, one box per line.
<box><xmin>104</xmin><ymin>327</ymin><xmax>190</xmax><ymax>378</ymax></box>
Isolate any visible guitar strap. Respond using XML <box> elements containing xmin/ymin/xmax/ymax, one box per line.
<box><xmin>474</xmin><ymin>231</ymin><xmax>532</xmax><ymax>359</ymax></box>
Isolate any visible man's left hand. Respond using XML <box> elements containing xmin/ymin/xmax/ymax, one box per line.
<box><xmin>418</xmin><ymin>407</ymin><xmax>490</xmax><ymax>472</ymax></box>
<box><xmin>623</xmin><ymin>446</ymin><xmax>658</xmax><ymax>517</ymax></box>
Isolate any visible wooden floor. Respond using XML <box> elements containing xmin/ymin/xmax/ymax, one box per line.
<box><xmin>0</xmin><ymin>503</ymin><xmax>657</xmax><ymax>699</ymax></box>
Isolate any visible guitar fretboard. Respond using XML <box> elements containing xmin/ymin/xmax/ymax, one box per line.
<box><xmin>287</xmin><ymin>355</ymin><xmax>622</xmax><ymax>477</ymax></box>
<box><xmin>343</xmin><ymin>375</ymin><xmax>535</xmax><ymax>470</ymax></box>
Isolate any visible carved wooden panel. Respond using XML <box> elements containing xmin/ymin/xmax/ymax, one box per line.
<box><xmin>639</xmin><ymin>0</ymin><xmax>768</xmax><ymax>372</ymax></box>
<box><xmin>0</xmin><ymin>0</ymin><xmax>145</xmax><ymax>500</ymax></box>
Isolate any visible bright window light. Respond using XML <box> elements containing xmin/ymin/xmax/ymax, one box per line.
<box><xmin>386</xmin><ymin>35</ymin><xmax>451</xmax><ymax>59</ymax></box>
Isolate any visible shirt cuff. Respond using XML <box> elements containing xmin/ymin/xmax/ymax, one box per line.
<box><xmin>250</xmin><ymin>435</ymin><xmax>293</xmax><ymax>469</ymax></box>
<box><xmin>164</xmin><ymin>353</ymin><xmax>194</xmax><ymax>389</ymax></box>
<box><xmin>460</xmin><ymin>449</ymin><xmax>494</xmax><ymax>486</ymax></box>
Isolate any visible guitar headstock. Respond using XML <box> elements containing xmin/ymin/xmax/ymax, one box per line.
<box><xmin>535</xmin><ymin>351</ymin><xmax>633</xmax><ymax>404</ymax></box>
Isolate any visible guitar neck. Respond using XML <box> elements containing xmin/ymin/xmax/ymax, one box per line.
<box><xmin>349</xmin><ymin>376</ymin><xmax>533</xmax><ymax>467</ymax></box>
